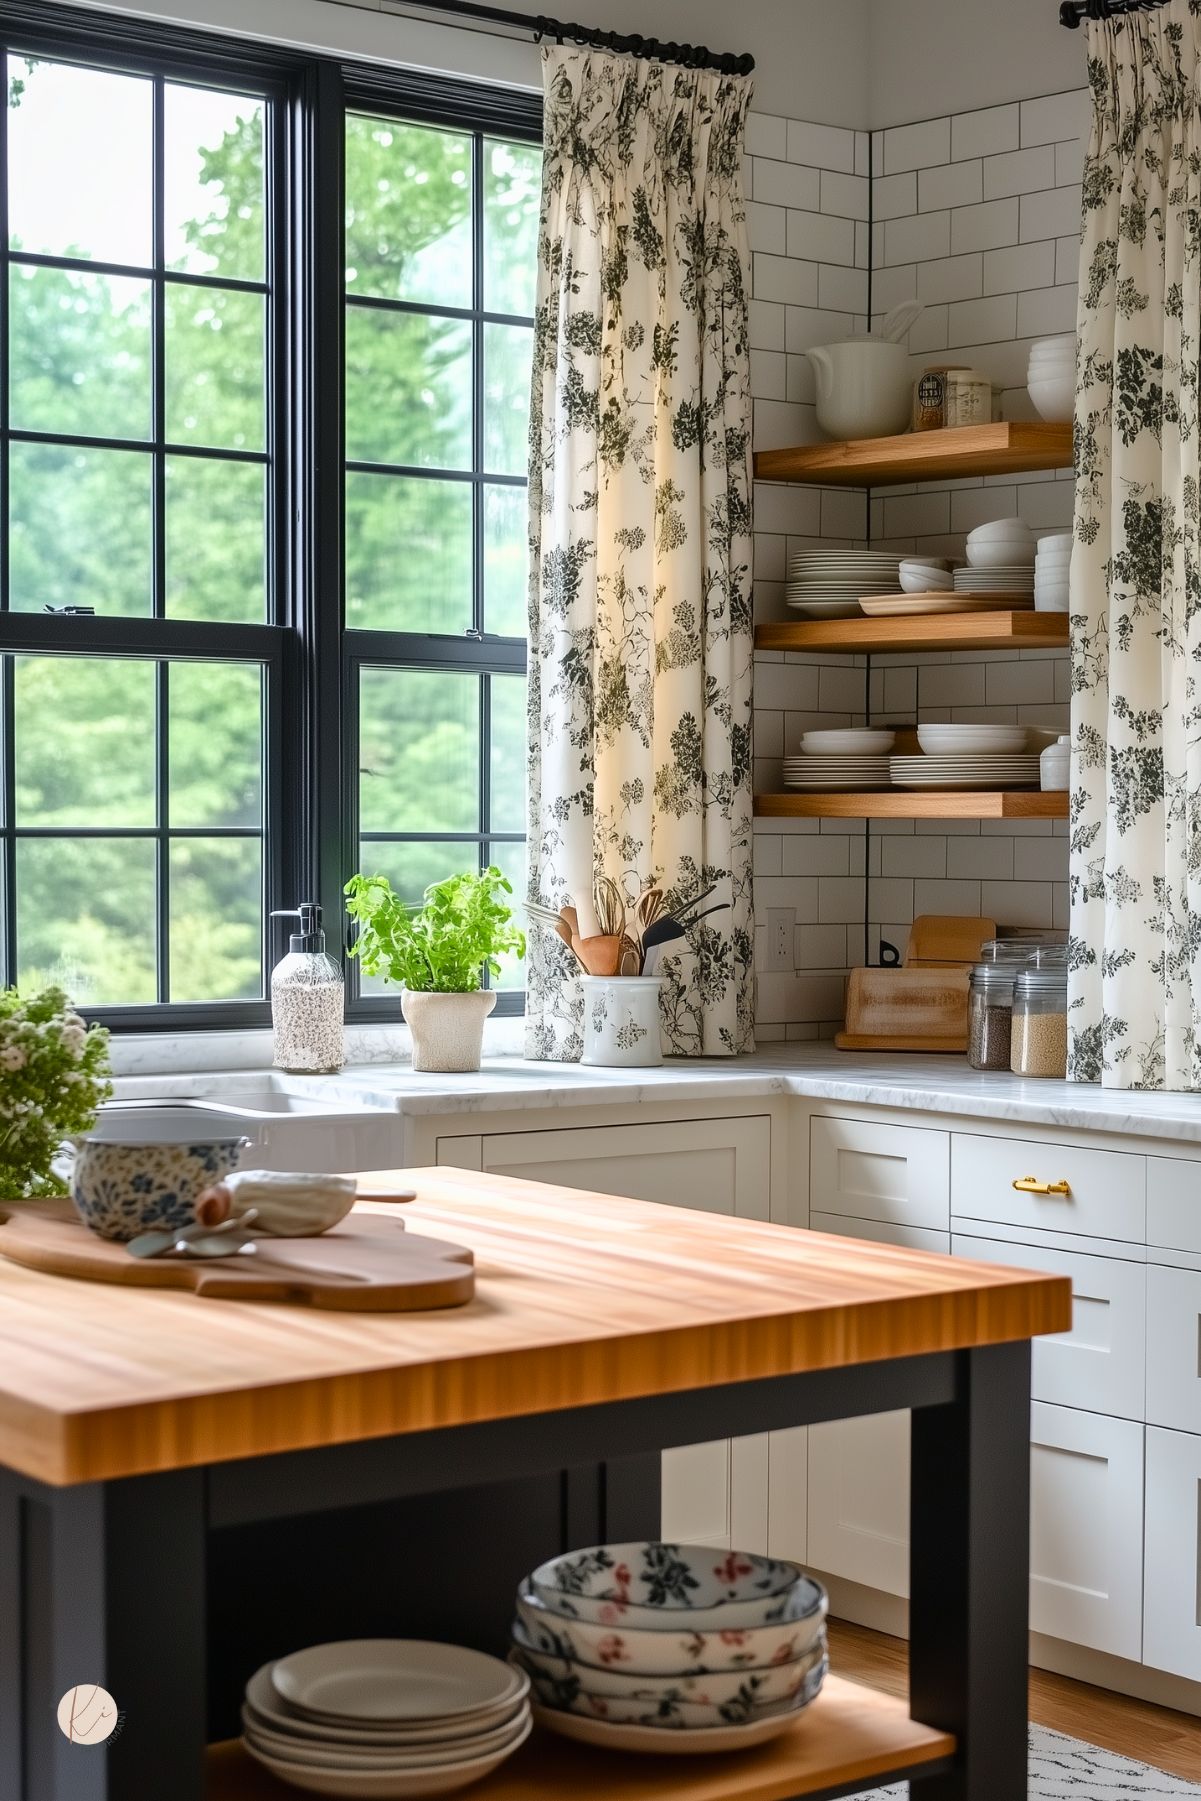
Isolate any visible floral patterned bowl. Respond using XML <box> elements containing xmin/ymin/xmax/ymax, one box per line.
<box><xmin>510</xmin><ymin>1620</ymin><xmax>827</xmax><ymax>1709</ymax></box>
<box><xmin>529</xmin><ymin>1543</ymin><xmax>823</xmax><ymax>1633</ymax></box>
<box><xmin>514</xmin><ymin>1580</ymin><xmax>827</xmax><ymax>1675</ymax></box>
<box><xmin>514</xmin><ymin>1649</ymin><xmax>828</xmax><ymax>1730</ymax></box>
<box><xmin>68</xmin><ymin>1133</ymin><xmax>250</xmax><ymax>1243</ymax></box>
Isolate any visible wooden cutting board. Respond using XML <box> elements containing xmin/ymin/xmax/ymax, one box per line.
<box><xmin>0</xmin><ymin>1200</ymin><xmax>475</xmax><ymax>1311</ymax></box>
<box><xmin>836</xmin><ymin>966</ymin><xmax>970</xmax><ymax>1053</ymax></box>
<box><xmin>904</xmin><ymin>913</ymin><xmax>997</xmax><ymax>968</ymax></box>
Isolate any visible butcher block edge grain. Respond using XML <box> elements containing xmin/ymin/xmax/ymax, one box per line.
<box><xmin>207</xmin><ymin>1676</ymin><xmax>955</xmax><ymax>1801</ymax></box>
<box><xmin>0</xmin><ymin>1168</ymin><xmax>1072</xmax><ymax>1487</ymax></box>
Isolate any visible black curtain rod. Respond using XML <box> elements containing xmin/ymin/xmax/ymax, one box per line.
<box><xmin>395</xmin><ymin>0</ymin><xmax>754</xmax><ymax>73</ymax></box>
<box><xmin>1059</xmin><ymin>0</ymin><xmax>1168</xmax><ymax>27</ymax></box>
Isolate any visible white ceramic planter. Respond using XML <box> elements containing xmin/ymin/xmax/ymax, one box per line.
<box><xmin>581</xmin><ymin>977</ymin><xmax>663</xmax><ymax>1068</ymax></box>
<box><xmin>401</xmin><ymin>989</ymin><xmax>496</xmax><ymax>1073</ymax></box>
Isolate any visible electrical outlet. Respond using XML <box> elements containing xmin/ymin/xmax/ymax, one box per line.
<box><xmin>765</xmin><ymin>908</ymin><xmax>795</xmax><ymax>972</ymax></box>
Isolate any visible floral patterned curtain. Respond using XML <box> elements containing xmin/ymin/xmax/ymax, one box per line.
<box><xmin>1069</xmin><ymin>1</ymin><xmax>1201</xmax><ymax>1089</ymax></box>
<box><xmin>524</xmin><ymin>46</ymin><xmax>755</xmax><ymax>1062</ymax></box>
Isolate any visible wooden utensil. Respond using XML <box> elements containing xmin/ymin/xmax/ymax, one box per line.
<box><xmin>835</xmin><ymin>966</ymin><xmax>970</xmax><ymax>1052</ymax></box>
<box><xmin>570</xmin><ymin>932</ymin><xmax>623</xmax><ymax>976</ymax></box>
<box><xmin>0</xmin><ymin>1201</ymin><xmax>476</xmax><ymax>1311</ymax></box>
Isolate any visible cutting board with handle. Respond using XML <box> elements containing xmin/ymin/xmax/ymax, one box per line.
<box><xmin>904</xmin><ymin>913</ymin><xmax>997</xmax><ymax>969</ymax></box>
<box><xmin>835</xmin><ymin>966</ymin><xmax>970</xmax><ymax>1053</ymax></box>
<box><xmin>0</xmin><ymin>1199</ymin><xmax>475</xmax><ymax>1311</ymax></box>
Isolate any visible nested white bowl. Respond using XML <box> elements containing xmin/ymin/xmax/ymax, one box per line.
<box><xmin>1028</xmin><ymin>334</ymin><xmax>1075</xmax><ymax>356</ymax></box>
<box><xmin>512</xmin><ymin>1580</ymin><xmax>827</xmax><ymax>1675</ymax></box>
<box><xmin>529</xmin><ymin>1543</ymin><xmax>820</xmax><ymax>1632</ymax></box>
<box><xmin>966</xmin><ymin>541</ymin><xmax>1036</xmax><ymax>570</ymax></box>
<box><xmin>518</xmin><ymin>1654</ymin><xmax>828</xmax><ymax>1729</ymax></box>
<box><xmin>900</xmin><ymin>565</ymin><xmax>954</xmax><ymax>593</ymax></box>
<box><xmin>917</xmin><ymin>725</ymin><xmax>1029</xmax><ymax>755</ymax></box>
<box><xmin>1035</xmin><ymin>590</ymin><xmax>1070</xmax><ymax>612</ymax></box>
<box><xmin>1036</xmin><ymin>545</ymin><xmax>1072</xmax><ymax>561</ymax></box>
<box><xmin>967</xmin><ymin>517</ymin><xmax>1034</xmax><ymax>543</ymax></box>
<box><xmin>510</xmin><ymin>1621</ymin><xmax>826</xmax><ymax>1709</ymax></box>
<box><xmin>800</xmin><ymin>729</ymin><xmax>895</xmax><ymax>755</ymax></box>
<box><xmin>1038</xmin><ymin>532</ymin><xmax>1073</xmax><ymax>552</ymax></box>
<box><xmin>1027</xmin><ymin>379</ymin><xmax>1074</xmax><ymax>421</ymax></box>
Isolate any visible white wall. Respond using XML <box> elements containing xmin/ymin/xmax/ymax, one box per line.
<box><xmin>61</xmin><ymin>0</ymin><xmax>871</xmax><ymax>125</ymax></box>
<box><xmin>867</xmin><ymin>0</ymin><xmax>1087</xmax><ymax>126</ymax></box>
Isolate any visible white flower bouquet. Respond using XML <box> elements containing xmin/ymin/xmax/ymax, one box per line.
<box><xmin>0</xmin><ymin>987</ymin><xmax>112</xmax><ymax>1198</ymax></box>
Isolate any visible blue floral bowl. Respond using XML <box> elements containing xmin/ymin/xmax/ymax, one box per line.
<box><xmin>68</xmin><ymin>1133</ymin><xmax>251</xmax><ymax>1243</ymax></box>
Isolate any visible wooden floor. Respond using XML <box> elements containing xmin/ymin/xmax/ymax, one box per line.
<box><xmin>829</xmin><ymin>1620</ymin><xmax>1201</xmax><ymax>1785</ymax></box>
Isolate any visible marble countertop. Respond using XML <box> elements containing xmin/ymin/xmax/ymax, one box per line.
<box><xmin>111</xmin><ymin>1043</ymin><xmax>1201</xmax><ymax>1145</ymax></box>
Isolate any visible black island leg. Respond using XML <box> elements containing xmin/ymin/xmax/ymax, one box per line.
<box><xmin>909</xmin><ymin>1341</ymin><xmax>1033</xmax><ymax>1801</ymax></box>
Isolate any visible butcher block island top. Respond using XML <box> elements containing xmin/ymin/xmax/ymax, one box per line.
<box><xmin>0</xmin><ymin>1167</ymin><xmax>1071</xmax><ymax>1487</ymax></box>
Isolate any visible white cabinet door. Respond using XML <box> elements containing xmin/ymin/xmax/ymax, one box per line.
<box><xmin>1143</xmin><ymin>1426</ymin><xmax>1201</xmax><ymax>1681</ymax></box>
<box><xmin>810</xmin><ymin>1117</ymin><xmax>949</xmax><ymax>1233</ymax></box>
<box><xmin>475</xmin><ymin>1116</ymin><xmax>772</xmax><ymax>1551</ymax></box>
<box><xmin>952</xmin><ymin>1236</ymin><xmax>1146</xmax><ymax>1421</ymax></box>
<box><xmin>1029</xmin><ymin>1402</ymin><xmax>1143</xmax><ymax>1659</ymax></box>
<box><xmin>804</xmin><ymin>1217</ymin><xmax>949</xmax><ymax>1598</ymax></box>
<box><xmin>1146</xmin><ymin>1264</ymin><xmax>1201</xmax><ymax>1435</ymax></box>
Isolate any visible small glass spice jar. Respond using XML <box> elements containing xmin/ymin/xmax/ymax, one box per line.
<box><xmin>967</xmin><ymin>963</ymin><xmax>1018</xmax><ymax>1071</ymax></box>
<box><xmin>1011</xmin><ymin>966</ymin><xmax>1069</xmax><ymax>1078</ymax></box>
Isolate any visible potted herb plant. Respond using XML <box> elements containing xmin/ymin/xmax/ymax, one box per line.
<box><xmin>345</xmin><ymin>867</ymin><xmax>525</xmax><ymax>1073</ymax></box>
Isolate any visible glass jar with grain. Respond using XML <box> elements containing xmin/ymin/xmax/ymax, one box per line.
<box><xmin>967</xmin><ymin>963</ymin><xmax>1018</xmax><ymax>1070</ymax></box>
<box><xmin>1010</xmin><ymin>966</ymin><xmax>1069</xmax><ymax>1078</ymax></box>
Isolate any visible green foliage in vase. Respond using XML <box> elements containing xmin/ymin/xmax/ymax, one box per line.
<box><xmin>345</xmin><ymin>868</ymin><xmax>525</xmax><ymax>993</ymax></box>
<box><xmin>0</xmin><ymin>987</ymin><xmax>113</xmax><ymax>1197</ymax></box>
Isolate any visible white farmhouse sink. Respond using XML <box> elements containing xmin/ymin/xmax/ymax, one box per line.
<box><xmin>96</xmin><ymin>1092</ymin><xmax>402</xmax><ymax>1176</ymax></box>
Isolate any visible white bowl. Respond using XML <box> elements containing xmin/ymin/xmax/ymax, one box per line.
<box><xmin>1028</xmin><ymin>334</ymin><xmax>1075</xmax><ymax>357</ymax></box>
<box><xmin>512</xmin><ymin>1581</ymin><xmax>827</xmax><ymax>1675</ymax></box>
<box><xmin>1035</xmin><ymin>590</ymin><xmax>1070</xmax><ymax>612</ymax></box>
<box><xmin>900</xmin><ymin>566</ymin><xmax>954</xmax><ymax>593</ymax></box>
<box><xmin>966</xmin><ymin>541</ymin><xmax>1036</xmax><ymax>570</ymax></box>
<box><xmin>917</xmin><ymin>725</ymin><xmax>1029</xmax><ymax>755</ymax></box>
<box><xmin>1039</xmin><ymin>532</ymin><xmax>1073</xmax><ymax>552</ymax></box>
<box><xmin>529</xmin><ymin>1543</ymin><xmax>822</xmax><ymax>1632</ymax></box>
<box><xmin>800</xmin><ymin>729</ymin><xmax>895</xmax><ymax>755</ymax></box>
<box><xmin>510</xmin><ymin>1621</ymin><xmax>827</xmax><ymax>1709</ymax></box>
<box><xmin>1027</xmin><ymin>379</ymin><xmax>1074</xmax><ymax>421</ymax></box>
<box><xmin>967</xmin><ymin>518</ymin><xmax>1035</xmax><ymax>543</ymax></box>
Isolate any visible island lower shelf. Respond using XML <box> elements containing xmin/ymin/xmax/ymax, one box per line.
<box><xmin>206</xmin><ymin>1676</ymin><xmax>956</xmax><ymax>1801</ymax></box>
<box><xmin>755</xmin><ymin>791</ymin><xmax>1069</xmax><ymax>820</ymax></box>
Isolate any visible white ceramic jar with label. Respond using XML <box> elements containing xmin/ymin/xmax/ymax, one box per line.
<box><xmin>581</xmin><ymin>976</ymin><xmax>663</xmax><ymax>1067</ymax></box>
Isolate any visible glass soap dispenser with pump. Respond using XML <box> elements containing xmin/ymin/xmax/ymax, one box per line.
<box><xmin>269</xmin><ymin>903</ymin><xmax>345</xmax><ymax>1073</ymax></box>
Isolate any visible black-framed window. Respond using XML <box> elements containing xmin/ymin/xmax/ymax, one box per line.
<box><xmin>0</xmin><ymin>2</ymin><xmax>542</xmax><ymax>1030</ymax></box>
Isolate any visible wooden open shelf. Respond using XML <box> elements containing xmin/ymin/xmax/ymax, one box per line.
<box><xmin>206</xmin><ymin>1677</ymin><xmax>955</xmax><ymax>1801</ymax></box>
<box><xmin>756</xmin><ymin>790</ymin><xmax>1068</xmax><ymax>820</ymax></box>
<box><xmin>754</xmin><ymin>420</ymin><xmax>1073</xmax><ymax>488</ymax></box>
<box><xmin>756</xmin><ymin>609</ymin><xmax>1067</xmax><ymax>656</ymax></box>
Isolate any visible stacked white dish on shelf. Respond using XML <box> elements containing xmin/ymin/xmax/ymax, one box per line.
<box><xmin>786</xmin><ymin>549</ymin><xmax>902</xmax><ymax>617</ymax></box>
<box><xmin>1026</xmin><ymin>334</ymin><xmax>1075</xmax><ymax>422</ymax></box>
<box><xmin>1035</xmin><ymin>532</ymin><xmax>1072</xmax><ymax>612</ymax></box>
<box><xmin>953</xmin><ymin>518</ymin><xmax>1035</xmax><ymax>601</ymax></box>
<box><xmin>241</xmin><ymin>1641</ymin><xmax>532</xmax><ymax>1798</ymax></box>
<box><xmin>898</xmin><ymin>558</ymin><xmax>953</xmax><ymax>594</ymax></box>
<box><xmin>783</xmin><ymin>728</ymin><xmax>896</xmax><ymax>792</ymax></box>
<box><xmin>892</xmin><ymin>725</ymin><xmax>1041</xmax><ymax>790</ymax></box>
<box><xmin>510</xmin><ymin>1542</ymin><xmax>829</xmax><ymax>1755</ymax></box>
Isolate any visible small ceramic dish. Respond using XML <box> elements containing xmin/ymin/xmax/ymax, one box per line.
<box><xmin>510</xmin><ymin>1620</ymin><xmax>826</xmax><ymax>1708</ymax></box>
<box><xmin>529</xmin><ymin>1543</ymin><xmax>821</xmax><ymax>1632</ymax></box>
<box><xmin>241</xmin><ymin>1708</ymin><xmax>531</xmax><ymax>1768</ymax></box>
<box><xmin>241</xmin><ymin>1715</ymin><xmax>533</xmax><ymax>1798</ymax></box>
<box><xmin>517</xmin><ymin>1653</ymin><xmax>828</xmax><ymax>1729</ymax></box>
<box><xmin>66</xmin><ymin>1130</ymin><xmax>250</xmax><ymax>1243</ymax></box>
<box><xmin>272</xmin><ymin>1641</ymin><xmax>524</xmax><ymax>1725</ymax></box>
<box><xmin>244</xmin><ymin>1665</ymin><xmax>528</xmax><ymax>1747</ymax></box>
<box><xmin>900</xmin><ymin>565</ymin><xmax>954</xmax><ymax>593</ymax></box>
<box><xmin>513</xmin><ymin>1579</ymin><xmax>827</xmax><ymax>1674</ymax></box>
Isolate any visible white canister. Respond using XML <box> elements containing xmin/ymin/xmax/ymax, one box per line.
<box><xmin>581</xmin><ymin>976</ymin><xmax>663</xmax><ymax>1068</ymax></box>
<box><xmin>1041</xmin><ymin>735</ymin><xmax>1071</xmax><ymax>791</ymax></box>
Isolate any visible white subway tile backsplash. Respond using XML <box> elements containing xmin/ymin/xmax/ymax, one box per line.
<box><xmin>1020</xmin><ymin>184</ymin><xmax>1080</xmax><ymax>242</ymax></box>
<box><xmin>914</xmin><ymin>878</ymin><xmax>981</xmax><ymax>917</ymax></box>
<box><xmin>820</xmin><ymin>488</ymin><xmax>869</xmax><ymax>540</ymax></box>
<box><xmin>875</xmin><ymin>171</ymin><xmax>918</xmax><ymax>221</ymax></box>
<box><xmin>884</xmin><ymin>117</ymin><xmax>952</xmax><ymax>174</ymax></box>
<box><xmin>749</xmin><ymin>298</ymin><xmax>786</xmax><ymax>351</ymax></box>
<box><xmin>754</xmin><ymin>481</ymin><xmax>821</xmax><ymax>536</ymax></box>
<box><xmin>871</xmin><ymin>262</ymin><xmax>919</xmax><ymax>311</ymax></box>
<box><xmin>784</xmin><ymin>304</ymin><xmax>864</xmax><ymax>352</ymax></box>
<box><xmin>947</xmin><ymin>835</ymin><xmax>1014</xmax><ymax>881</ymax></box>
<box><xmin>982</xmin><ymin>239</ymin><xmax>1056</xmax><ymax>296</ymax></box>
<box><xmin>985</xmin><ymin>658</ymin><xmax>1056</xmax><ymax>705</ymax></box>
<box><xmin>818</xmin><ymin>263</ymin><xmax>869</xmax><ymax>313</ymax></box>
<box><xmin>821</xmin><ymin>170</ymin><xmax>870</xmax><ymax>220</ymax></box>
<box><xmin>983</xmin><ymin>144</ymin><xmax>1056</xmax><ymax>199</ymax></box>
<box><xmin>981</xmin><ymin>880</ymin><xmax>1055</xmax><ymax>928</ymax></box>
<box><xmin>884</xmin><ymin>210</ymin><xmax>951</xmax><ymax>266</ymax></box>
<box><xmin>917</xmin><ymin>253</ymin><xmax>983</xmax><ymax>304</ymax></box>
<box><xmin>788</xmin><ymin>208</ymin><xmax>855</xmax><ymax>266</ymax></box>
<box><xmin>919</xmin><ymin>159</ymin><xmax>983</xmax><ymax>213</ymax></box>
<box><xmin>1055</xmin><ymin>137</ymin><xmax>1086</xmax><ymax>188</ymax></box>
<box><xmin>754</xmin><ymin>398</ymin><xmax>820</xmax><ymax>450</ymax></box>
<box><xmin>1016</xmin><ymin>282</ymin><xmax>1078</xmax><ymax>338</ymax></box>
<box><xmin>787</xmin><ymin>119</ymin><xmax>856</xmax><ymax>174</ymax></box>
<box><xmin>753</xmin><ymin>157</ymin><xmax>821</xmax><ymax>212</ymax></box>
<box><xmin>947</xmin><ymin>292</ymin><xmax>1018</xmax><ymax>347</ymax></box>
<box><xmin>1055</xmin><ymin>233</ymin><xmax>1080</xmax><ymax>286</ymax></box>
<box><xmin>952</xmin><ymin>103</ymin><xmax>1020</xmax><ymax>162</ymax></box>
<box><xmin>745</xmin><ymin>111</ymin><xmax>787</xmax><ymax>161</ymax></box>
<box><xmin>882</xmin><ymin>490</ymin><xmax>952</xmax><ymax>538</ymax></box>
<box><xmin>1013</xmin><ymin>836</ymin><xmax>1070</xmax><ymax>882</ymax></box>
<box><xmin>881</xmin><ymin>835</ymin><xmax>947</xmax><ymax>879</ymax></box>
<box><xmin>1020</xmin><ymin>90</ymin><xmax>1091</xmax><ymax>149</ymax></box>
<box><xmin>951</xmin><ymin>197</ymin><xmax>1020</xmax><ymax>254</ymax></box>
<box><xmin>908</xmin><ymin>305</ymin><xmax>950</xmax><ymax>353</ymax></box>
<box><xmin>754</xmin><ymin>252</ymin><xmax>818</xmax><ymax>307</ymax></box>
<box><xmin>750</xmin><ymin>348</ymin><xmax>787</xmax><ymax>401</ymax></box>
<box><xmin>784</xmin><ymin>834</ymin><xmax>850</xmax><ymax>877</ymax></box>
<box><xmin>747</xmin><ymin>201</ymin><xmax>786</xmax><ymax>256</ymax></box>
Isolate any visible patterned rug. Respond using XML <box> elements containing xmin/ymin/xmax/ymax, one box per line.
<box><xmin>846</xmin><ymin>1725</ymin><xmax>1201</xmax><ymax>1797</ymax></box>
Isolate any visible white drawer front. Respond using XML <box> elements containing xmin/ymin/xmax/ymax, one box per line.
<box><xmin>1030</xmin><ymin>1403</ymin><xmax>1143</xmax><ymax>1659</ymax></box>
<box><xmin>1143</xmin><ymin>1426</ymin><xmax>1201</xmax><ymax>1681</ymax></box>
<box><xmin>1146</xmin><ymin>1265</ymin><xmax>1201</xmax><ymax>1434</ymax></box>
<box><xmin>951</xmin><ymin>1133</ymin><xmax>1145</xmax><ymax>1242</ymax></box>
<box><xmin>952</xmin><ymin>1237</ymin><xmax>1145</xmax><ymax>1420</ymax></box>
<box><xmin>810</xmin><ymin>1117</ymin><xmax>949</xmax><ymax>1233</ymax></box>
<box><xmin>1148</xmin><ymin>1157</ymin><xmax>1201</xmax><ymax>1255</ymax></box>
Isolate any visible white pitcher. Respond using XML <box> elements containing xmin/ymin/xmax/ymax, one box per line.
<box><xmin>807</xmin><ymin>301</ymin><xmax>923</xmax><ymax>440</ymax></box>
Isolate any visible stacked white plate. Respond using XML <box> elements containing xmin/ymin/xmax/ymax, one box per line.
<box><xmin>241</xmin><ymin>1642</ymin><xmax>532</xmax><ymax>1798</ymax></box>
<box><xmin>784</xmin><ymin>727</ymin><xmax>895</xmax><ymax>791</ymax></box>
<box><xmin>1027</xmin><ymin>335</ymin><xmax>1075</xmax><ymax>422</ymax></box>
<box><xmin>953</xmin><ymin>566</ymin><xmax>1035</xmax><ymax>599</ymax></box>
<box><xmin>1035</xmin><ymin>531</ymin><xmax>1072</xmax><ymax>612</ymax></box>
<box><xmin>786</xmin><ymin>549</ymin><xmax>902</xmax><ymax>617</ymax></box>
<box><xmin>511</xmin><ymin>1541</ymin><xmax>829</xmax><ymax>1754</ymax></box>
<box><xmin>891</xmin><ymin>754</ymin><xmax>1042</xmax><ymax>789</ymax></box>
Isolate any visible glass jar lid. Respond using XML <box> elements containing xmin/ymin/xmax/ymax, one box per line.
<box><xmin>1014</xmin><ymin>966</ymin><xmax>1069</xmax><ymax>998</ymax></box>
<box><xmin>970</xmin><ymin>963</ymin><xmax>1018</xmax><ymax>992</ymax></box>
<box><xmin>978</xmin><ymin>938</ymin><xmax>1042</xmax><ymax>963</ymax></box>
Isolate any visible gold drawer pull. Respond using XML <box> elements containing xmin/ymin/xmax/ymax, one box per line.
<box><xmin>1013</xmin><ymin>1176</ymin><xmax>1072</xmax><ymax>1197</ymax></box>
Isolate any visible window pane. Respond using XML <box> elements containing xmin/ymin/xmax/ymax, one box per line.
<box><xmin>13</xmin><ymin>657</ymin><xmax>155</xmax><ymax>827</ymax></box>
<box><xmin>484</xmin><ymin>138</ymin><xmax>541</xmax><ymax>317</ymax></box>
<box><xmin>345</xmin><ymin>116</ymin><xmax>471</xmax><ymax>309</ymax></box>
<box><xmin>16</xmin><ymin>837</ymin><xmax>157</xmax><ymax>1005</ymax></box>
<box><xmin>9</xmin><ymin>265</ymin><xmax>152</xmax><ymax>441</ymax></box>
<box><xmin>490</xmin><ymin>675</ymin><xmax>526</xmax><ymax>834</ymax></box>
<box><xmin>169</xmin><ymin>838</ymin><xmax>262</xmax><ymax>1001</ymax></box>
<box><xmin>165</xmin><ymin>284</ymin><xmax>265</xmax><ymax>450</ymax></box>
<box><xmin>6</xmin><ymin>57</ymin><xmax>152</xmax><ymax>266</ymax></box>
<box><xmin>165</xmin><ymin>456</ymin><xmax>266</xmax><ymax>621</ymax></box>
<box><xmin>489</xmin><ymin>838</ymin><xmax>527</xmax><ymax>991</ymax></box>
<box><xmin>484</xmin><ymin>322</ymin><xmax>532</xmax><ymax>476</ymax></box>
<box><xmin>359</xmin><ymin>668</ymin><xmax>479</xmax><ymax>834</ymax></box>
<box><xmin>9</xmin><ymin>442</ymin><xmax>153</xmax><ymax>616</ymax></box>
<box><xmin>165</xmin><ymin>84</ymin><xmax>265</xmax><ymax>281</ymax></box>
<box><xmin>483</xmin><ymin>483</ymin><xmax>528</xmax><ymax>637</ymax></box>
<box><xmin>345</xmin><ymin>308</ymin><xmax>471</xmax><ymax>470</ymax></box>
<box><xmin>345</xmin><ymin>474</ymin><xmax>471</xmax><ymax>634</ymax></box>
<box><xmin>168</xmin><ymin>662</ymin><xmax>263</xmax><ymax>829</ymax></box>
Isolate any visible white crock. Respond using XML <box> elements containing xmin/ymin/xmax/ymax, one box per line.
<box><xmin>401</xmin><ymin>989</ymin><xmax>497</xmax><ymax>1073</ymax></box>
<box><xmin>580</xmin><ymin>976</ymin><xmax>663</xmax><ymax>1068</ymax></box>
<box><xmin>807</xmin><ymin>337</ymin><xmax>913</xmax><ymax>439</ymax></box>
